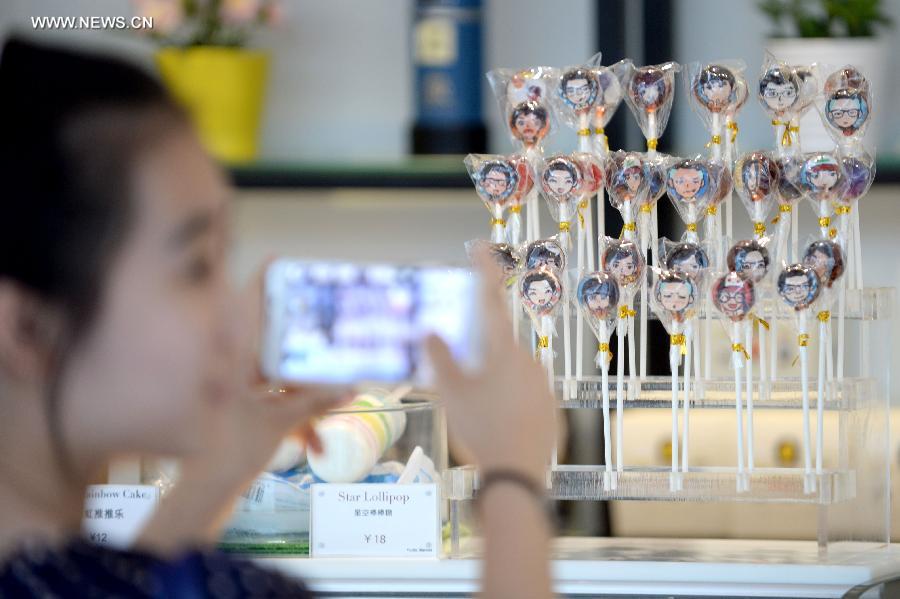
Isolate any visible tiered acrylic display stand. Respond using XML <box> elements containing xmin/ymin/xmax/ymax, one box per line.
<box><xmin>444</xmin><ymin>287</ymin><xmax>894</xmax><ymax>560</ymax></box>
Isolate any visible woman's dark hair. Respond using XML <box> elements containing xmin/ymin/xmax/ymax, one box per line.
<box><xmin>510</xmin><ymin>101</ymin><xmax>548</xmax><ymax>125</ymax></box>
<box><xmin>0</xmin><ymin>37</ymin><xmax>190</xmax><ymax>475</ymax></box>
<box><xmin>522</xmin><ymin>271</ymin><xmax>558</xmax><ymax>295</ymax></box>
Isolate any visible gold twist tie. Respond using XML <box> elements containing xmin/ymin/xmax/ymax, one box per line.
<box><xmin>578</xmin><ymin>200</ymin><xmax>588</xmax><ymax>210</ymax></box>
<box><xmin>577</xmin><ymin>128</ymin><xmax>591</xmax><ymax>137</ymax></box>
<box><xmin>559</xmin><ymin>221</ymin><xmax>571</xmax><ymax>233</ymax></box>
<box><xmin>817</xmin><ymin>310</ymin><xmax>831</xmax><ymax>323</ymax></box>
<box><xmin>753</xmin><ymin>221</ymin><xmax>766</xmax><ymax>236</ymax></box>
<box><xmin>510</xmin><ymin>205</ymin><xmax>522</xmax><ymax>214</ymax></box>
<box><xmin>732</xmin><ymin>343</ymin><xmax>750</xmax><ymax>360</ymax></box>
<box><xmin>780</xmin><ymin>204</ymin><xmax>793</xmax><ymax>212</ymax></box>
<box><xmin>686</xmin><ymin>223</ymin><xmax>698</xmax><ymax>232</ymax></box>
<box><xmin>639</xmin><ymin>203</ymin><xmax>653</xmax><ymax>214</ymax></box>
<box><xmin>537</xmin><ymin>336</ymin><xmax>550</xmax><ymax>349</ymax></box>
<box><xmin>620</xmin><ymin>222</ymin><xmax>637</xmax><ymax>237</ymax></box>
<box><xmin>835</xmin><ymin>205</ymin><xmax>851</xmax><ymax>215</ymax></box>
<box><xmin>599</xmin><ymin>342</ymin><xmax>612</xmax><ymax>362</ymax></box>
<box><xmin>619</xmin><ymin>305</ymin><xmax>636</xmax><ymax>320</ymax></box>
<box><xmin>594</xmin><ymin>127</ymin><xmax>605</xmax><ymax>135</ymax></box>
<box><xmin>753</xmin><ymin>315</ymin><xmax>770</xmax><ymax>330</ymax></box>
<box><xmin>647</xmin><ymin>138</ymin><xmax>659</xmax><ymax>151</ymax></box>
<box><xmin>491</xmin><ymin>218</ymin><xmax>506</xmax><ymax>227</ymax></box>
<box><xmin>818</xmin><ymin>216</ymin><xmax>831</xmax><ymax>228</ymax></box>
<box><xmin>707</xmin><ymin>205</ymin><xmax>718</xmax><ymax>216</ymax></box>
<box><xmin>828</xmin><ymin>227</ymin><xmax>838</xmax><ymax>239</ymax></box>
<box><xmin>577</xmin><ymin>200</ymin><xmax>588</xmax><ymax>227</ymax></box>
<box><xmin>706</xmin><ymin>134</ymin><xmax>722</xmax><ymax>148</ymax></box>
<box><xmin>798</xmin><ymin>333</ymin><xmax>810</xmax><ymax>347</ymax></box>
<box><xmin>671</xmin><ymin>334</ymin><xmax>687</xmax><ymax>355</ymax></box>
<box><xmin>727</xmin><ymin>121</ymin><xmax>739</xmax><ymax>143</ymax></box>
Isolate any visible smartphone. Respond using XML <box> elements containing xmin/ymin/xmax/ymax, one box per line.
<box><xmin>261</xmin><ymin>259</ymin><xmax>481</xmax><ymax>386</ymax></box>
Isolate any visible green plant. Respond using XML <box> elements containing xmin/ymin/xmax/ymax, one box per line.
<box><xmin>758</xmin><ymin>0</ymin><xmax>892</xmax><ymax>37</ymax></box>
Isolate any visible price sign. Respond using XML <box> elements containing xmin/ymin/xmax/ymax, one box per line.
<box><xmin>82</xmin><ymin>485</ymin><xmax>159</xmax><ymax>548</ymax></box>
<box><xmin>310</xmin><ymin>484</ymin><xmax>439</xmax><ymax>558</ymax></box>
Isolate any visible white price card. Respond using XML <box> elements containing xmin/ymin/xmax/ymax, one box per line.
<box><xmin>82</xmin><ymin>485</ymin><xmax>159</xmax><ymax>548</ymax></box>
<box><xmin>311</xmin><ymin>483</ymin><xmax>439</xmax><ymax>558</ymax></box>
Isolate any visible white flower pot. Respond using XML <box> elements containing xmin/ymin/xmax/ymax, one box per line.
<box><xmin>766</xmin><ymin>37</ymin><xmax>888</xmax><ymax>153</ymax></box>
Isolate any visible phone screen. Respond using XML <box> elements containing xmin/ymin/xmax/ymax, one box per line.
<box><xmin>264</xmin><ymin>260</ymin><xmax>480</xmax><ymax>385</ymax></box>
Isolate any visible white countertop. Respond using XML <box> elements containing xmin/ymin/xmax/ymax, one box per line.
<box><xmin>255</xmin><ymin>537</ymin><xmax>900</xmax><ymax>597</ymax></box>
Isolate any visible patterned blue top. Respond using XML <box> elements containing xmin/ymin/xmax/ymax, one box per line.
<box><xmin>0</xmin><ymin>539</ymin><xmax>310</xmax><ymax>598</ymax></box>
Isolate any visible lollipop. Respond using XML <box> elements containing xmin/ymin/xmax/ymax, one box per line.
<box><xmin>733</xmin><ymin>151</ymin><xmax>780</xmax><ymax>239</ymax></box>
<box><xmin>665</xmin><ymin>241</ymin><xmax>710</xmax><ymax>284</ymax></box>
<box><xmin>776</xmin><ymin>263</ymin><xmax>822</xmax><ymax>493</ymax></box>
<box><xmin>802</xmin><ymin>239</ymin><xmax>845</xmax><ymax>289</ymax></box>
<box><xmin>600</xmin><ymin>237</ymin><xmax>645</xmax><ymax>470</ymax></box>
<box><xmin>798</xmin><ymin>152</ymin><xmax>848</xmax><ymax>239</ymax></box>
<box><xmin>464</xmin><ymin>155</ymin><xmax>519</xmax><ymax>243</ymax></box>
<box><xmin>576</xmin><ymin>272</ymin><xmax>620</xmax><ymax>486</ymax></box>
<box><xmin>604</xmin><ymin>151</ymin><xmax>647</xmax><ymax>240</ymax></box>
<box><xmin>520</xmin><ymin>266</ymin><xmax>564</xmax><ymax>390</ymax></box>
<box><xmin>591</xmin><ymin>64</ymin><xmax>625</xmax><ymax>154</ymax></box>
<box><xmin>487</xmin><ymin>67</ymin><xmax>556</xmax><ymax>157</ymax></box>
<box><xmin>711</xmin><ymin>271</ymin><xmax>757</xmax><ymax>491</ymax></box>
<box><xmin>824</xmin><ymin>65</ymin><xmax>869</xmax><ymax>94</ymax></box>
<box><xmin>757</xmin><ymin>60</ymin><xmax>801</xmax><ymax>150</ymax></box>
<box><xmin>689</xmin><ymin>62</ymin><xmax>744</xmax><ymax>159</ymax></box>
<box><xmin>727</xmin><ymin>239</ymin><xmax>771</xmax><ymax>284</ymax></box>
<box><xmin>823</xmin><ymin>86</ymin><xmax>871</xmax><ymax>145</ymax></box>
<box><xmin>506</xmin><ymin>154</ymin><xmax>535</xmax><ymax>246</ymax></box>
<box><xmin>509</xmin><ymin>100</ymin><xmax>550</xmax><ymax>150</ymax></box>
<box><xmin>540</xmin><ymin>154</ymin><xmax>583</xmax><ymax>245</ymax></box>
<box><xmin>665</xmin><ymin>157</ymin><xmax>716</xmax><ymax>242</ymax></box>
<box><xmin>622</xmin><ymin>62</ymin><xmax>679</xmax><ymax>154</ymax></box>
<box><xmin>523</xmin><ymin>237</ymin><xmax>566</xmax><ymax>273</ymax></box>
<box><xmin>555</xmin><ymin>67</ymin><xmax>599</xmax><ymax>152</ymax></box>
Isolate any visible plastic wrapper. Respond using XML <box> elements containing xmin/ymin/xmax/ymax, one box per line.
<box><xmin>838</xmin><ymin>150</ymin><xmax>876</xmax><ymax>207</ymax></box>
<box><xmin>802</xmin><ymin>237</ymin><xmax>845</xmax><ymax>290</ymax></box>
<box><xmin>824</xmin><ymin>65</ymin><xmax>869</xmax><ymax>94</ymax></box>
<box><xmin>539</xmin><ymin>154</ymin><xmax>584</xmax><ymax>239</ymax></box>
<box><xmin>553</xmin><ymin>65</ymin><xmax>600</xmax><ymax>151</ymax></box>
<box><xmin>523</xmin><ymin>237</ymin><xmax>567</xmax><ymax>273</ymax></box>
<box><xmin>504</xmin><ymin>154</ymin><xmax>535</xmax><ymax>246</ymax></box>
<box><xmin>576</xmin><ymin>271</ymin><xmax>620</xmax><ymax>367</ymax></box>
<box><xmin>821</xmin><ymin>68</ymin><xmax>872</xmax><ymax>148</ymax></box>
<box><xmin>465</xmin><ymin>154</ymin><xmax>520</xmax><ymax>243</ymax></box>
<box><xmin>776</xmin><ymin>263</ymin><xmax>821</xmax><ymax>312</ymax></box>
<box><xmin>621</xmin><ymin>61</ymin><xmax>680</xmax><ymax>149</ymax></box>
<box><xmin>798</xmin><ymin>152</ymin><xmax>849</xmax><ymax>238</ymax></box>
<box><xmin>712</xmin><ymin>271</ymin><xmax>757</xmax><ymax>324</ymax></box>
<box><xmin>687</xmin><ymin>61</ymin><xmax>747</xmax><ymax>153</ymax></box>
<box><xmin>600</xmin><ymin>237</ymin><xmax>645</xmax><ymax>302</ymax></box>
<box><xmin>664</xmin><ymin>156</ymin><xmax>718</xmax><ymax>241</ymax></box>
<box><xmin>574</xmin><ymin>152</ymin><xmax>604</xmax><ymax>195</ymax></box>
<box><xmin>757</xmin><ymin>56</ymin><xmax>802</xmax><ymax>122</ymax></box>
<box><xmin>488</xmin><ymin>67</ymin><xmax>557</xmax><ymax>152</ymax></box>
<box><xmin>727</xmin><ymin>238</ymin><xmax>772</xmax><ymax>285</ymax></box>
<box><xmin>791</xmin><ymin>64</ymin><xmax>820</xmax><ymax>118</ymax></box>
<box><xmin>582</xmin><ymin>53</ymin><xmax>628</xmax><ymax>154</ymax></box>
<box><xmin>661</xmin><ymin>239</ymin><xmax>711</xmax><ymax>288</ymax></box>
<box><xmin>733</xmin><ymin>151</ymin><xmax>780</xmax><ymax>238</ymax></box>
<box><xmin>465</xmin><ymin>239</ymin><xmax>520</xmax><ymax>290</ymax></box>
<box><xmin>604</xmin><ymin>151</ymin><xmax>647</xmax><ymax>238</ymax></box>
<box><xmin>520</xmin><ymin>266</ymin><xmax>563</xmax><ymax>325</ymax></box>
<box><xmin>651</xmin><ymin>269</ymin><xmax>699</xmax><ymax>329</ymax></box>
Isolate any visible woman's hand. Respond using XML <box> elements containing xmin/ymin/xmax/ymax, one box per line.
<box><xmin>425</xmin><ymin>264</ymin><xmax>554</xmax><ymax>482</ymax></box>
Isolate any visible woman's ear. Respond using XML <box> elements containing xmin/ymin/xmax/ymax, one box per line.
<box><xmin>0</xmin><ymin>281</ymin><xmax>61</xmax><ymax>382</ymax></box>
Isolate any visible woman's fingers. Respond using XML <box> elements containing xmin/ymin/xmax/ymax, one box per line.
<box><xmin>424</xmin><ymin>334</ymin><xmax>465</xmax><ymax>394</ymax></box>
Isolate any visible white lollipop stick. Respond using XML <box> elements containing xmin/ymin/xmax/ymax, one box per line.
<box><xmin>744</xmin><ymin>320</ymin><xmax>755</xmax><ymax>473</ymax></box>
<box><xmin>771</xmin><ymin>314</ymin><xmax>778</xmax><ymax>385</ymax></box>
<box><xmin>577</xmin><ymin>113</ymin><xmax>591</xmax><ymax>153</ymax></box>
<box><xmin>628</xmin><ymin>306</ymin><xmax>638</xmax><ymax>404</ymax></box>
<box><xmin>647</xmin><ymin>111</ymin><xmax>658</xmax><ymax>158</ymax></box>
<box><xmin>585</xmin><ymin>200</ymin><xmax>595</xmax><ymax>271</ymax></box>
<box><xmin>759</xmin><ymin>317</ymin><xmax>768</xmax><ymax>403</ymax></box>
<box><xmin>599</xmin><ymin>321</ymin><xmax>614</xmax><ymax>489</ymax></box>
<box><xmin>817</xmin><ymin>312</ymin><xmax>827</xmax><ymax>476</ymax></box>
<box><xmin>562</xmin><ymin>296</ymin><xmax>573</xmax><ymax>400</ymax></box>
<box><xmin>837</xmin><ymin>216</ymin><xmax>850</xmax><ymax>380</ymax></box>
<box><xmin>575</xmin><ymin>213</ymin><xmax>586</xmax><ymax>395</ymax></box>
<box><xmin>724</xmin><ymin>116</ymin><xmax>735</xmax><ymax>241</ymax></box>
<box><xmin>540</xmin><ymin>315</ymin><xmax>554</xmax><ymax>391</ymax></box>
<box><xmin>791</xmin><ymin>208</ymin><xmax>799</xmax><ymax>263</ymax></box>
<box><xmin>597</xmin><ymin>188</ymin><xmax>606</xmax><ymax>245</ymax></box>
<box><xmin>490</xmin><ymin>204</ymin><xmax>505</xmax><ymax>243</ymax></box>
<box><xmin>682</xmin><ymin>323</ymin><xmax>693</xmax><ymax>474</ymax></box>
<box><xmin>693</xmin><ymin>318</ymin><xmax>703</xmax><ymax>405</ymax></box>
<box><xmin>711</xmin><ymin>112</ymin><xmax>723</xmax><ymax>161</ymax></box>
<box><xmin>853</xmin><ymin>206</ymin><xmax>863</xmax><ymax>290</ymax></box>
<box><xmin>799</xmin><ymin>311</ymin><xmax>815</xmax><ymax>493</ymax></box>
<box><xmin>639</xmin><ymin>221</ymin><xmax>649</xmax><ymax>384</ymax></box>
<box><xmin>615</xmin><ymin>316</ymin><xmax>626</xmax><ymax>473</ymax></box>
<box><xmin>669</xmin><ymin>323</ymin><xmax>681</xmax><ymax>492</ymax></box>
<box><xmin>732</xmin><ymin>321</ymin><xmax>746</xmax><ymax>492</ymax></box>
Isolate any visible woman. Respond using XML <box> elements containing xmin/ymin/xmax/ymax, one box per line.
<box><xmin>0</xmin><ymin>38</ymin><xmax>554</xmax><ymax>597</ymax></box>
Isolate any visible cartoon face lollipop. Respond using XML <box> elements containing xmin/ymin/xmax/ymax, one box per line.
<box><xmin>735</xmin><ymin>151</ymin><xmax>779</xmax><ymax>203</ymax></box>
<box><xmin>758</xmin><ymin>65</ymin><xmax>800</xmax><ymax>117</ymax></box>
<box><xmin>644</xmin><ymin>155</ymin><xmax>669</xmax><ymax>207</ymax></box>
<box><xmin>541</xmin><ymin>155</ymin><xmax>582</xmax><ymax>201</ymax></box>
<box><xmin>509</xmin><ymin>100</ymin><xmax>550</xmax><ymax>148</ymax></box>
<box><xmin>709</xmin><ymin>159</ymin><xmax>733</xmax><ymax>209</ymax></box>
<box><xmin>630</xmin><ymin>66</ymin><xmax>671</xmax><ymax>113</ymax></box>
<box><xmin>727</xmin><ymin>239</ymin><xmax>770</xmax><ymax>283</ymax></box>
<box><xmin>840</xmin><ymin>154</ymin><xmax>875</xmax><ymax>204</ymax></box>
<box><xmin>574</xmin><ymin>153</ymin><xmax>603</xmax><ymax>194</ymax></box>
<box><xmin>655</xmin><ymin>271</ymin><xmax>697</xmax><ymax>321</ymax></box>
<box><xmin>470</xmin><ymin>159</ymin><xmax>518</xmax><ymax>208</ymax></box>
<box><xmin>558</xmin><ymin>68</ymin><xmax>599</xmax><ymax>114</ymax></box>
<box><xmin>825</xmin><ymin>88</ymin><xmax>869</xmax><ymax>138</ymax></box>
<box><xmin>524</xmin><ymin>238</ymin><xmax>566</xmax><ymax>272</ymax></box>
<box><xmin>507</xmin><ymin>69</ymin><xmax>548</xmax><ymax>105</ymax></box>
<box><xmin>777</xmin><ymin>264</ymin><xmax>820</xmax><ymax>311</ymax></box>
<box><xmin>693</xmin><ymin>64</ymin><xmax>736</xmax><ymax>113</ymax></box>
<box><xmin>520</xmin><ymin>267</ymin><xmax>562</xmax><ymax>318</ymax></box>
<box><xmin>665</xmin><ymin>242</ymin><xmax>709</xmax><ymax>283</ymax></box>
<box><xmin>508</xmin><ymin>154</ymin><xmax>535</xmax><ymax>206</ymax></box>
<box><xmin>666</xmin><ymin>158</ymin><xmax>712</xmax><ymax>207</ymax></box>
<box><xmin>799</xmin><ymin>153</ymin><xmax>846</xmax><ymax>202</ymax></box>
<box><xmin>601</xmin><ymin>240</ymin><xmax>645</xmax><ymax>290</ymax></box>
<box><xmin>577</xmin><ymin>271</ymin><xmax>620</xmax><ymax>322</ymax></box>
<box><xmin>775</xmin><ymin>155</ymin><xmax>803</xmax><ymax>206</ymax></box>
<box><xmin>466</xmin><ymin>240</ymin><xmax>519</xmax><ymax>289</ymax></box>
<box><xmin>803</xmin><ymin>239</ymin><xmax>844</xmax><ymax>288</ymax></box>
<box><xmin>604</xmin><ymin>152</ymin><xmax>647</xmax><ymax>208</ymax></box>
<box><xmin>712</xmin><ymin>272</ymin><xmax>756</xmax><ymax>321</ymax></box>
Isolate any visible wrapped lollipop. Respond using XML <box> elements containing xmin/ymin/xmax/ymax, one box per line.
<box><xmin>540</xmin><ymin>154</ymin><xmax>584</xmax><ymax>248</ymax></box>
<box><xmin>520</xmin><ymin>266</ymin><xmax>564</xmax><ymax>392</ymax></box>
<box><xmin>649</xmin><ymin>269</ymin><xmax>698</xmax><ymax>491</ymax></box>
<box><xmin>776</xmin><ymin>263</ymin><xmax>822</xmax><ymax>493</ymax></box>
<box><xmin>638</xmin><ymin>153</ymin><xmax>670</xmax><ymax>384</ymax></box>
<box><xmin>464</xmin><ymin>155</ymin><xmax>519</xmax><ymax>243</ymax></box>
<box><xmin>523</xmin><ymin>237</ymin><xmax>566</xmax><ymax>273</ymax></box>
<box><xmin>710</xmin><ymin>271</ymin><xmax>757</xmax><ymax>492</ymax></box>
<box><xmin>772</xmin><ymin>154</ymin><xmax>804</xmax><ymax>265</ymax></box>
<box><xmin>688</xmin><ymin>62</ymin><xmax>745</xmax><ymax>159</ymax></box>
<box><xmin>576</xmin><ymin>272</ymin><xmax>620</xmax><ymax>487</ymax></box>
<box><xmin>724</xmin><ymin>68</ymin><xmax>750</xmax><ymax>241</ymax></box>
<box><xmin>665</xmin><ymin>157</ymin><xmax>717</xmax><ymax>242</ymax></box>
<box><xmin>757</xmin><ymin>57</ymin><xmax>802</xmax><ymax>152</ymax></box>
<box><xmin>487</xmin><ymin>66</ymin><xmax>556</xmax><ymax>151</ymax></box>
<box><xmin>798</xmin><ymin>152</ymin><xmax>849</xmax><ymax>240</ymax></box>
<box><xmin>733</xmin><ymin>151</ymin><xmax>780</xmax><ymax>239</ymax></box>
<box><xmin>620</xmin><ymin>61</ymin><xmax>680</xmax><ymax>155</ymax></box>
<box><xmin>822</xmin><ymin>67</ymin><xmax>871</xmax><ymax>151</ymax></box>
<box><xmin>787</xmin><ymin>64</ymin><xmax>820</xmax><ymax>149</ymax></box>
<box><xmin>600</xmin><ymin>237</ymin><xmax>645</xmax><ymax>473</ymax></box>
<box><xmin>572</xmin><ymin>152</ymin><xmax>604</xmax><ymax>385</ymax></box>
<box><xmin>554</xmin><ymin>66</ymin><xmax>600</xmax><ymax>152</ymax></box>
<box><xmin>466</xmin><ymin>239</ymin><xmax>522</xmax><ymax>341</ymax></box>
<box><xmin>604</xmin><ymin>151</ymin><xmax>647</xmax><ymax>240</ymax></box>
<box><xmin>590</xmin><ymin>62</ymin><xmax>627</xmax><ymax>156</ymax></box>
<box><xmin>705</xmin><ymin>159</ymin><xmax>733</xmax><ymax>268</ymax></box>
<box><xmin>506</xmin><ymin>154</ymin><xmax>535</xmax><ymax>246</ymax></box>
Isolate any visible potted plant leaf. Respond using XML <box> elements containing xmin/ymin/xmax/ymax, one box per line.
<box><xmin>134</xmin><ymin>0</ymin><xmax>283</xmax><ymax>163</ymax></box>
<box><xmin>759</xmin><ymin>0</ymin><xmax>891</xmax><ymax>149</ymax></box>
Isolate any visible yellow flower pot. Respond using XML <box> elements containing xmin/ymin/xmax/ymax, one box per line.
<box><xmin>156</xmin><ymin>47</ymin><xmax>269</xmax><ymax>163</ymax></box>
